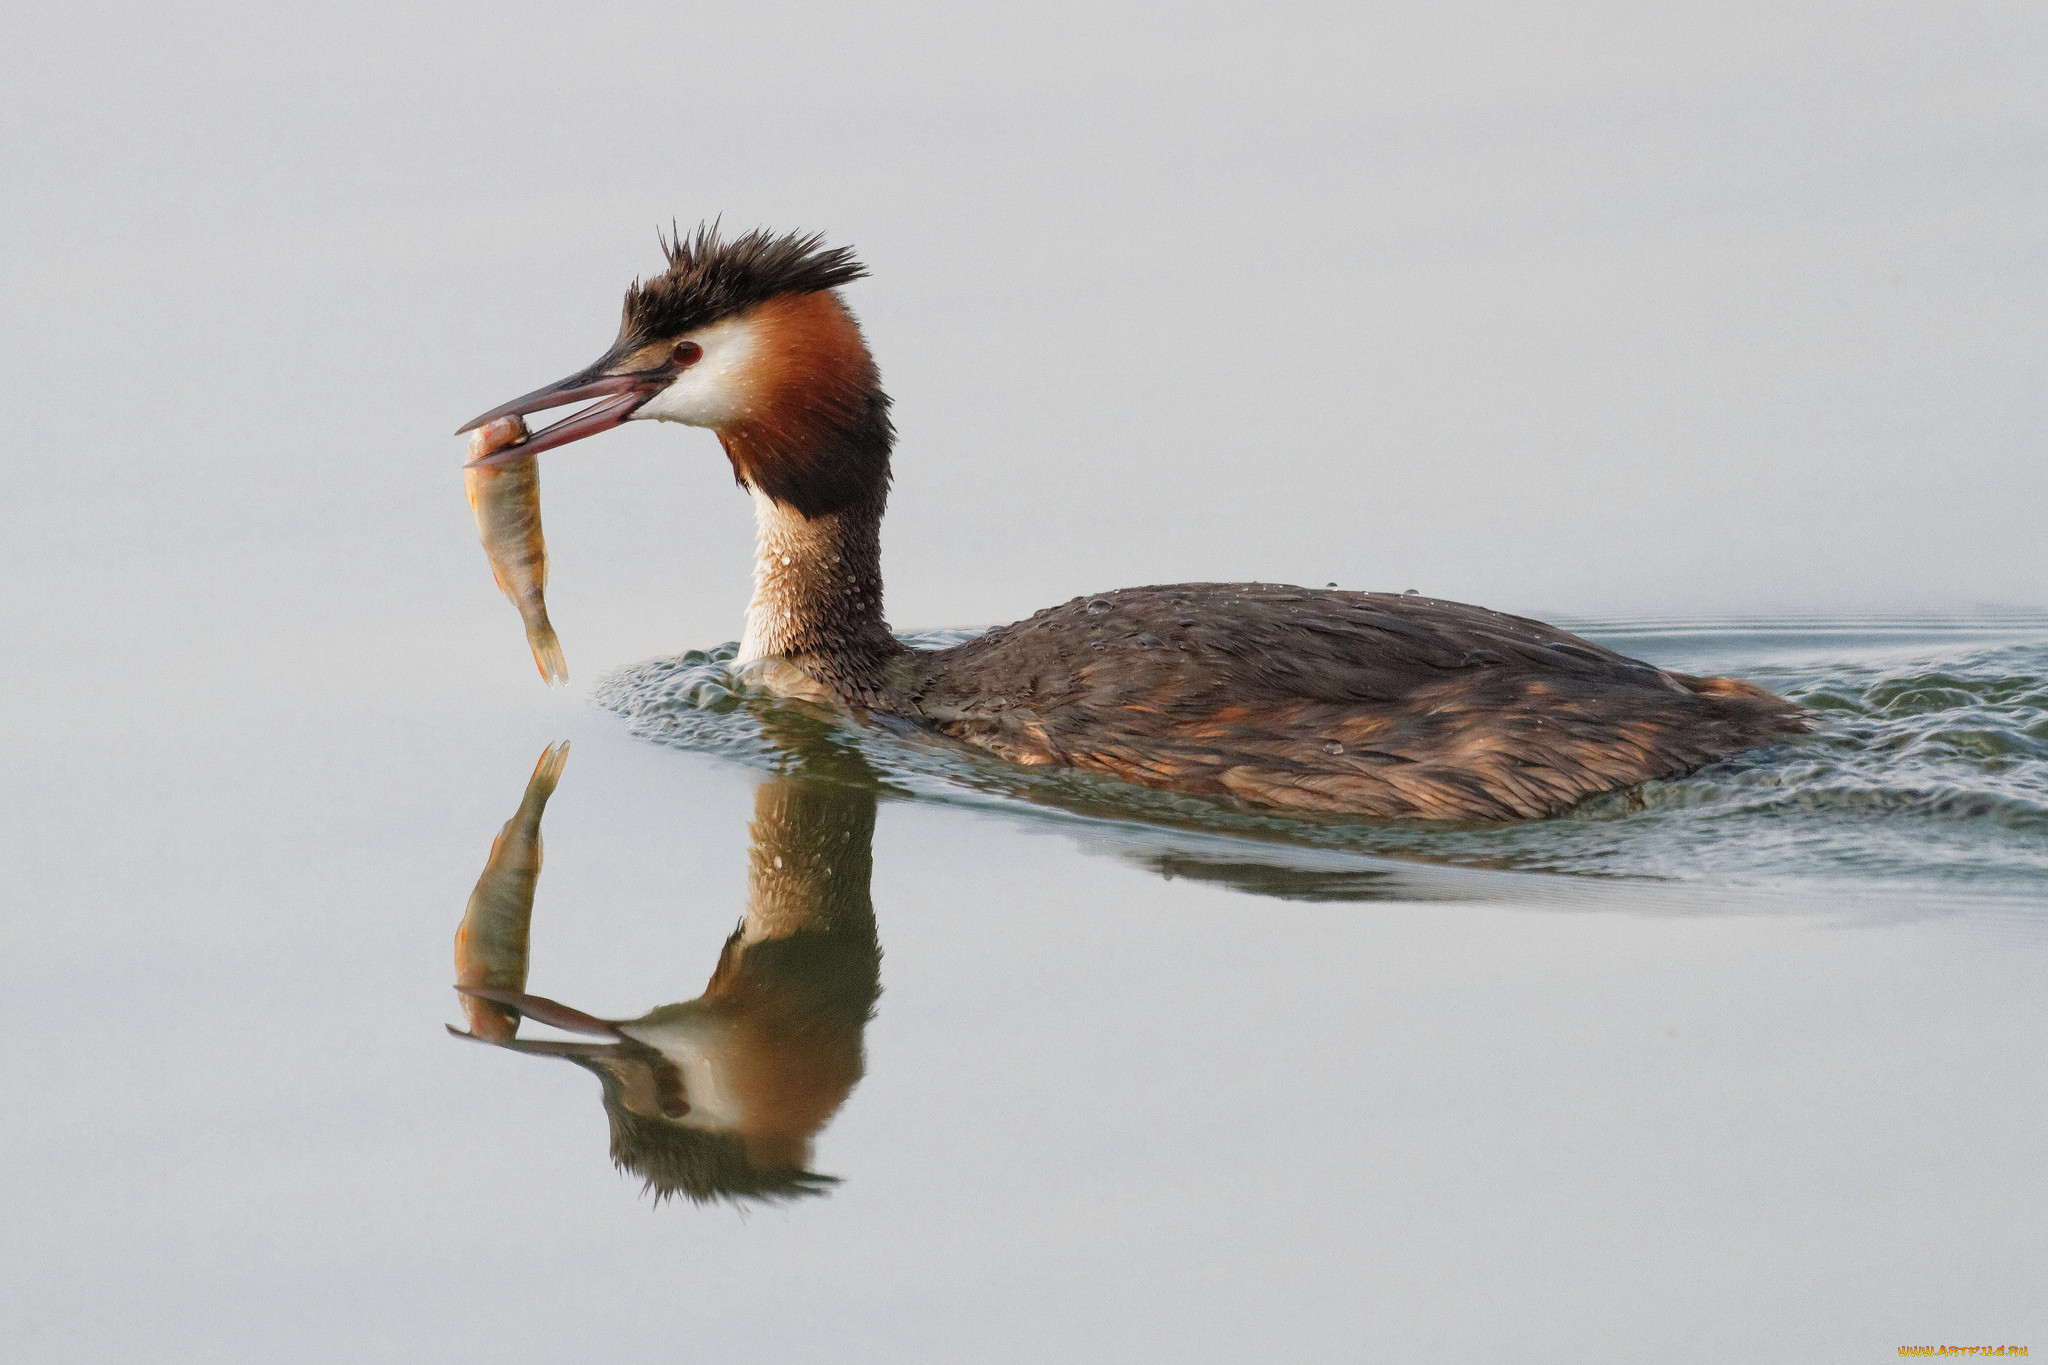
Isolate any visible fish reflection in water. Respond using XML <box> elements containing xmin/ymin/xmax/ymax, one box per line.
<box><xmin>452</xmin><ymin>742</ymin><xmax>566</xmax><ymax>1043</ymax></box>
<box><xmin>450</xmin><ymin>743</ymin><xmax>881</xmax><ymax>1205</ymax></box>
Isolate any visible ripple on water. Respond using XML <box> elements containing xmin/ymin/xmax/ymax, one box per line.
<box><xmin>593</xmin><ymin>620</ymin><xmax>2048</xmax><ymax>906</ymax></box>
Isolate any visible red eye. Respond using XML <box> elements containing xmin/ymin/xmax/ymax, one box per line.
<box><xmin>673</xmin><ymin>341</ymin><xmax>703</xmax><ymax>366</ymax></box>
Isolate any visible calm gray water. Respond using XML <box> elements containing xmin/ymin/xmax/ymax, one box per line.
<box><xmin>10</xmin><ymin>603</ymin><xmax>2047</xmax><ymax>1361</ymax></box>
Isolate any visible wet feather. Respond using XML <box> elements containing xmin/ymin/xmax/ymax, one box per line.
<box><xmin>905</xmin><ymin>584</ymin><xmax>1809</xmax><ymax>821</ymax></box>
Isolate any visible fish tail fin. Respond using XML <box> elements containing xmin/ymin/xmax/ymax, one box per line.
<box><xmin>527</xmin><ymin>620</ymin><xmax>570</xmax><ymax>687</ymax></box>
<box><xmin>504</xmin><ymin>739</ymin><xmax>570</xmax><ymax>830</ymax></box>
<box><xmin>527</xmin><ymin>739</ymin><xmax>571</xmax><ymax>795</ymax></box>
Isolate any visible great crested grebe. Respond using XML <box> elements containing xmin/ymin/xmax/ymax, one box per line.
<box><xmin>460</xmin><ymin>227</ymin><xmax>1805</xmax><ymax>821</ymax></box>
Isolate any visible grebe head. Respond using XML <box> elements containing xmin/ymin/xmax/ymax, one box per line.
<box><xmin>455</xmin><ymin>963</ymin><xmax>861</xmax><ymax>1206</ymax></box>
<box><xmin>458</xmin><ymin>225</ymin><xmax>892</xmax><ymax>519</ymax></box>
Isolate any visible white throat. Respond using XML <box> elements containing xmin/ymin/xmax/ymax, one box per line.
<box><xmin>738</xmin><ymin>488</ymin><xmax>819</xmax><ymax>664</ymax></box>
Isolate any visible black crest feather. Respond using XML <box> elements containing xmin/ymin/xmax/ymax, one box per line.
<box><xmin>618</xmin><ymin>224</ymin><xmax>868</xmax><ymax>344</ymax></box>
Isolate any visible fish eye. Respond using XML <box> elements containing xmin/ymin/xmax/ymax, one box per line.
<box><xmin>673</xmin><ymin>340</ymin><xmax>704</xmax><ymax>366</ymax></box>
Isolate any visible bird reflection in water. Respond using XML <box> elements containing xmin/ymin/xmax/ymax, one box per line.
<box><xmin>449</xmin><ymin>740</ymin><xmax>881</xmax><ymax>1205</ymax></box>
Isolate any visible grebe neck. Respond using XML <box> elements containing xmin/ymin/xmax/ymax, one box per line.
<box><xmin>736</xmin><ymin>481</ymin><xmax>903</xmax><ymax>699</ymax></box>
<box><xmin>702</xmin><ymin>290</ymin><xmax>902</xmax><ymax>702</ymax></box>
<box><xmin>739</xmin><ymin>776</ymin><xmax>878</xmax><ymax>943</ymax></box>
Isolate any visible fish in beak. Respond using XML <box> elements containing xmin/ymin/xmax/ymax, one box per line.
<box><xmin>456</xmin><ymin>352</ymin><xmax>678</xmax><ymax>467</ymax></box>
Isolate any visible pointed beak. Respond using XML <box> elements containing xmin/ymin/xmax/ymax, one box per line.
<box><xmin>456</xmin><ymin>360</ymin><xmax>674</xmax><ymax>467</ymax></box>
<box><xmin>446</xmin><ymin>1024</ymin><xmax>625</xmax><ymax>1061</ymax></box>
<box><xmin>456</xmin><ymin>985</ymin><xmax>621</xmax><ymax>1036</ymax></box>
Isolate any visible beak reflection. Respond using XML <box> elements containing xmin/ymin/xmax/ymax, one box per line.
<box><xmin>450</xmin><ymin>740</ymin><xmax>882</xmax><ymax>1206</ymax></box>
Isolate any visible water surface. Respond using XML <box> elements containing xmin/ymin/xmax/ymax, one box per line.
<box><xmin>600</xmin><ymin>613</ymin><xmax>2048</xmax><ymax>906</ymax></box>
<box><xmin>7</xmin><ymin>609</ymin><xmax>2047</xmax><ymax>1362</ymax></box>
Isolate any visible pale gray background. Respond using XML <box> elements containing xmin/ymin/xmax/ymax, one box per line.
<box><xmin>5</xmin><ymin>3</ymin><xmax>2045</xmax><ymax>1361</ymax></box>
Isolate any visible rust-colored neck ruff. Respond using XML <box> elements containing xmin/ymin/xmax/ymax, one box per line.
<box><xmin>715</xmin><ymin>292</ymin><xmax>892</xmax><ymax>520</ymax></box>
<box><xmin>724</xmin><ymin>292</ymin><xmax>902</xmax><ymax>702</ymax></box>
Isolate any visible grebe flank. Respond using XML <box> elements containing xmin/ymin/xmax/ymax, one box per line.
<box><xmin>459</xmin><ymin>227</ymin><xmax>1805</xmax><ymax>821</ymax></box>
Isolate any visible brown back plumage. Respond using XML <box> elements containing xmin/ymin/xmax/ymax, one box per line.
<box><xmin>899</xmin><ymin>585</ymin><xmax>1807</xmax><ymax>821</ymax></box>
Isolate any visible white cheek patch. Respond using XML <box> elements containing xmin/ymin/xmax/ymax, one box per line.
<box><xmin>631</xmin><ymin>313</ymin><xmax>763</xmax><ymax>428</ymax></box>
<box><xmin>621</xmin><ymin>1014</ymin><xmax>749</xmax><ymax>1131</ymax></box>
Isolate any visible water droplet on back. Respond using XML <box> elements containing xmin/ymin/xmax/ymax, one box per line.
<box><xmin>1324</xmin><ymin>740</ymin><xmax>1346</xmax><ymax>755</ymax></box>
